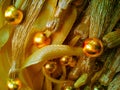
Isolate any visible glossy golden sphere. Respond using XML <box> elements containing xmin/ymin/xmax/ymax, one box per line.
<box><xmin>83</xmin><ymin>38</ymin><xmax>103</xmax><ymax>57</ymax></box>
<box><xmin>61</xmin><ymin>81</ymin><xmax>74</xmax><ymax>90</ymax></box>
<box><xmin>44</xmin><ymin>61</ymin><xmax>57</xmax><ymax>73</ymax></box>
<box><xmin>4</xmin><ymin>6</ymin><xmax>23</xmax><ymax>25</ymax></box>
<box><xmin>7</xmin><ymin>78</ymin><xmax>21</xmax><ymax>90</ymax></box>
<box><xmin>60</xmin><ymin>56</ymin><xmax>76</xmax><ymax>67</ymax></box>
<box><xmin>60</xmin><ymin>56</ymin><xmax>72</xmax><ymax>65</ymax></box>
<box><xmin>33</xmin><ymin>32</ymin><xmax>51</xmax><ymax>48</ymax></box>
<box><xmin>63</xmin><ymin>86</ymin><xmax>73</xmax><ymax>90</ymax></box>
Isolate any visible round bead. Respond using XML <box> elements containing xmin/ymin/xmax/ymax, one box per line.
<box><xmin>83</xmin><ymin>38</ymin><xmax>103</xmax><ymax>57</ymax></box>
<box><xmin>4</xmin><ymin>6</ymin><xmax>23</xmax><ymax>25</ymax></box>
<box><xmin>7</xmin><ymin>78</ymin><xmax>21</xmax><ymax>90</ymax></box>
<box><xmin>33</xmin><ymin>32</ymin><xmax>51</xmax><ymax>48</ymax></box>
<box><xmin>44</xmin><ymin>61</ymin><xmax>57</xmax><ymax>73</ymax></box>
<box><xmin>60</xmin><ymin>56</ymin><xmax>72</xmax><ymax>66</ymax></box>
<box><xmin>60</xmin><ymin>56</ymin><xmax>76</xmax><ymax>67</ymax></box>
<box><xmin>61</xmin><ymin>81</ymin><xmax>74</xmax><ymax>90</ymax></box>
<box><xmin>63</xmin><ymin>86</ymin><xmax>73</xmax><ymax>90</ymax></box>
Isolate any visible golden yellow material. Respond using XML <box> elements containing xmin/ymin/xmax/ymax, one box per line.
<box><xmin>7</xmin><ymin>78</ymin><xmax>21</xmax><ymax>90</ymax></box>
<box><xmin>61</xmin><ymin>81</ymin><xmax>74</xmax><ymax>90</ymax></box>
<box><xmin>63</xmin><ymin>86</ymin><xmax>73</xmax><ymax>90</ymax></box>
<box><xmin>22</xmin><ymin>45</ymin><xmax>83</xmax><ymax>69</ymax></box>
<box><xmin>4</xmin><ymin>6</ymin><xmax>23</xmax><ymax>25</ymax></box>
<box><xmin>51</xmin><ymin>6</ymin><xmax>77</xmax><ymax>44</ymax></box>
<box><xmin>83</xmin><ymin>38</ymin><xmax>103</xmax><ymax>57</ymax></box>
<box><xmin>33</xmin><ymin>32</ymin><xmax>51</xmax><ymax>48</ymax></box>
<box><xmin>60</xmin><ymin>56</ymin><xmax>72</xmax><ymax>65</ymax></box>
<box><xmin>44</xmin><ymin>61</ymin><xmax>57</xmax><ymax>73</ymax></box>
<box><xmin>60</xmin><ymin>56</ymin><xmax>76</xmax><ymax>67</ymax></box>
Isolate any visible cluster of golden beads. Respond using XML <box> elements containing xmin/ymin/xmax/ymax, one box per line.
<box><xmin>83</xmin><ymin>38</ymin><xmax>103</xmax><ymax>57</ymax></box>
<box><xmin>4</xmin><ymin>6</ymin><xmax>23</xmax><ymax>25</ymax></box>
<box><xmin>7</xmin><ymin>78</ymin><xmax>21</xmax><ymax>90</ymax></box>
<box><xmin>33</xmin><ymin>32</ymin><xmax>51</xmax><ymax>48</ymax></box>
<box><xmin>60</xmin><ymin>56</ymin><xmax>76</xmax><ymax>67</ymax></box>
<box><xmin>44</xmin><ymin>61</ymin><xmax>57</xmax><ymax>74</ymax></box>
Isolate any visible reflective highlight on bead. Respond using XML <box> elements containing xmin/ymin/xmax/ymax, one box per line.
<box><xmin>7</xmin><ymin>78</ymin><xmax>21</xmax><ymax>90</ymax></box>
<box><xmin>63</xmin><ymin>86</ymin><xmax>73</xmax><ymax>90</ymax></box>
<box><xmin>83</xmin><ymin>38</ymin><xmax>103</xmax><ymax>57</ymax></box>
<box><xmin>60</xmin><ymin>56</ymin><xmax>76</xmax><ymax>67</ymax></box>
<box><xmin>33</xmin><ymin>32</ymin><xmax>51</xmax><ymax>48</ymax></box>
<box><xmin>4</xmin><ymin>6</ymin><xmax>23</xmax><ymax>25</ymax></box>
<box><xmin>44</xmin><ymin>61</ymin><xmax>57</xmax><ymax>73</ymax></box>
<box><xmin>61</xmin><ymin>81</ymin><xmax>74</xmax><ymax>90</ymax></box>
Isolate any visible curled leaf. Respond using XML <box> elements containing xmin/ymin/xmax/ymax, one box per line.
<box><xmin>22</xmin><ymin>45</ymin><xmax>83</xmax><ymax>69</ymax></box>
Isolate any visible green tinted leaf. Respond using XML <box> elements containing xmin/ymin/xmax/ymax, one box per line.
<box><xmin>0</xmin><ymin>25</ymin><xmax>10</xmax><ymax>48</ymax></box>
<box><xmin>74</xmin><ymin>73</ymin><xmax>88</xmax><ymax>88</ymax></box>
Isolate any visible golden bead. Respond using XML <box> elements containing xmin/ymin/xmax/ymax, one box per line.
<box><xmin>33</xmin><ymin>32</ymin><xmax>51</xmax><ymax>48</ymax></box>
<box><xmin>83</xmin><ymin>38</ymin><xmax>103</xmax><ymax>57</ymax></box>
<box><xmin>7</xmin><ymin>78</ymin><xmax>21</xmax><ymax>90</ymax></box>
<box><xmin>61</xmin><ymin>81</ymin><xmax>74</xmax><ymax>90</ymax></box>
<box><xmin>60</xmin><ymin>56</ymin><xmax>76</xmax><ymax>67</ymax></box>
<box><xmin>4</xmin><ymin>6</ymin><xmax>23</xmax><ymax>25</ymax></box>
<box><xmin>63</xmin><ymin>86</ymin><xmax>73</xmax><ymax>90</ymax></box>
<box><xmin>60</xmin><ymin>56</ymin><xmax>71</xmax><ymax>66</ymax></box>
<box><xmin>44</xmin><ymin>61</ymin><xmax>57</xmax><ymax>73</ymax></box>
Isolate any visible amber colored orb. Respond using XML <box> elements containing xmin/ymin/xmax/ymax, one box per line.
<box><xmin>33</xmin><ymin>32</ymin><xmax>51</xmax><ymax>48</ymax></box>
<box><xmin>60</xmin><ymin>56</ymin><xmax>72</xmax><ymax>65</ymax></box>
<box><xmin>61</xmin><ymin>81</ymin><xmax>74</xmax><ymax>90</ymax></box>
<box><xmin>60</xmin><ymin>56</ymin><xmax>76</xmax><ymax>67</ymax></box>
<box><xmin>4</xmin><ymin>6</ymin><xmax>23</xmax><ymax>25</ymax></box>
<box><xmin>7</xmin><ymin>78</ymin><xmax>21</xmax><ymax>90</ymax></box>
<box><xmin>83</xmin><ymin>38</ymin><xmax>103</xmax><ymax>57</ymax></box>
<box><xmin>44</xmin><ymin>61</ymin><xmax>57</xmax><ymax>73</ymax></box>
<box><xmin>63</xmin><ymin>86</ymin><xmax>73</xmax><ymax>90</ymax></box>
